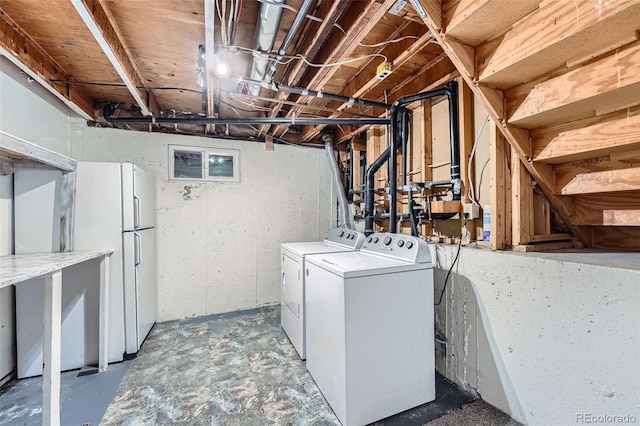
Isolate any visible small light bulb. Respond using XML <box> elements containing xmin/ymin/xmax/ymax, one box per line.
<box><xmin>215</xmin><ymin>61</ymin><xmax>230</xmax><ymax>77</ymax></box>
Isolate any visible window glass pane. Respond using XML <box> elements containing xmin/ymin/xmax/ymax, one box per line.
<box><xmin>208</xmin><ymin>154</ymin><xmax>234</xmax><ymax>177</ymax></box>
<box><xmin>173</xmin><ymin>150</ymin><xmax>202</xmax><ymax>178</ymax></box>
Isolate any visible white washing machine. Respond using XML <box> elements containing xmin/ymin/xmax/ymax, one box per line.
<box><xmin>281</xmin><ymin>228</ymin><xmax>365</xmax><ymax>360</ymax></box>
<box><xmin>305</xmin><ymin>233</ymin><xmax>435</xmax><ymax>426</ymax></box>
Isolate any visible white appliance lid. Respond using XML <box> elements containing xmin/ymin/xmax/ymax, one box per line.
<box><xmin>305</xmin><ymin>251</ymin><xmax>432</xmax><ymax>279</ymax></box>
<box><xmin>281</xmin><ymin>241</ymin><xmax>354</xmax><ymax>257</ymax></box>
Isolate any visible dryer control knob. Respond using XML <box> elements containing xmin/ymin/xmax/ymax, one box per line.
<box><xmin>367</xmin><ymin>237</ymin><xmax>373</xmax><ymax>243</ymax></box>
<box><xmin>406</xmin><ymin>241</ymin><xmax>414</xmax><ymax>249</ymax></box>
<box><xmin>397</xmin><ymin>240</ymin><xmax>405</xmax><ymax>247</ymax></box>
<box><xmin>383</xmin><ymin>236</ymin><xmax>392</xmax><ymax>245</ymax></box>
<box><xmin>373</xmin><ymin>236</ymin><xmax>379</xmax><ymax>243</ymax></box>
<box><xmin>339</xmin><ymin>231</ymin><xmax>345</xmax><ymax>237</ymax></box>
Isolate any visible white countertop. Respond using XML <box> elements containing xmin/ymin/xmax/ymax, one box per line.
<box><xmin>0</xmin><ymin>250</ymin><xmax>113</xmax><ymax>288</ymax></box>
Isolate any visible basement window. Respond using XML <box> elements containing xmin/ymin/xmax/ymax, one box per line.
<box><xmin>169</xmin><ymin>145</ymin><xmax>240</xmax><ymax>182</ymax></box>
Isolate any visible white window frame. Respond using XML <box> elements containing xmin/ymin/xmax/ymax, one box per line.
<box><xmin>169</xmin><ymin>145</ymin><xmax>240</xmax><ymax>183</ymax></box>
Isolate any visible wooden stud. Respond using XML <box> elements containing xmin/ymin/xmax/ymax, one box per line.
<box><xmin>265</xmin><ymin>135</ymin><xmax>275</xmax><ymax>151</ymax></box>
<box><xmin>489</xmin><ymin>123</ymin><xmax>506</xmax><ymax>249</ymax></box>
<box><xmin>511</xmin><ymin>150</ymin><xmax>532</xmax><ymax>245</ymax></box>
<box><xmin>412</xmin><ymin>0</ymin><xmax>443</xmax><ymax>30</ymax></box>
<box><xmin>0</xmin><ymin>11</ymin><xmax>95</xmax><ymax>120</ymax></box>
<box><xmin>70</xmin><ymin>0</ymin><xmax>159</xmax><ymax>117</ymax></box>
<box><xmin>421</xmin><ymin>100</ymin><xmax>434</xmax><ymax>236</ymax></box>
<box><xmin>528</xmin><ymin>233</ymin><xmax>572</xmax><ymax>243</ymax></box>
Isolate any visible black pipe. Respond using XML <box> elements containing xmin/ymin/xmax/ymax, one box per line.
<box><xmin>364</xmin><ymin>146</ymin><xmax>391</xmax><ymax>235</ymax></box>
<box><xmin>104</xmin><ymin>114</ymin><xmax>390</xmax><ymax>126</ymax></box>
<box><xmin>386</xmin><ymin>83</ymin><xmax>459</xmax><ymax>234</ymax></box>
<box><xmin>447</xmin><ymin>80</ymin><xmax>461</xmax><ymax>194</ymax></box>
<box><xmin>400</xmin><ymin>108</ymin><xmax>410</xmax><ymax>187</ymax></box>
<box><xmin>240</xmin><ymin>77</ymin><xmax>392</xmax><ymax>111</ymax></box>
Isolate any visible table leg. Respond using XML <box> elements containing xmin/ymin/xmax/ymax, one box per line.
<box><xmin>99</xmin><ymin>255</ymin><xmax>110</xmax><ymax>372</ymax></box>
<box><xmin>42</xmin><ymin>270</ymin><xmax>62</xmax><ymax>426</ymax></box>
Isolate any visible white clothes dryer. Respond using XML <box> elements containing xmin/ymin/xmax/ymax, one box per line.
<box><xmin>280</xmin><ymin>228</ymin><xmax>365</xmax><ymax>360</ymax></box>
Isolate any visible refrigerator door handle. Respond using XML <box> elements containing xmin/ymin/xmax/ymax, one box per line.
<box><xmin>133</xmin><ymin>195</ymin><xmax>141</xmax><ymax>229</ymax></box>
<box><xmin>134</xmin><ymin>232</ymin><xmax>142</xmax><ymax>266</ymax></box>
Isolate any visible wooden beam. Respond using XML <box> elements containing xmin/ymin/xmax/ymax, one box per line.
<box><xmin>511</xmin><ymin>150</ymin><xmax>532</xmax><ymax>245</ymax></box>
<box><xmin>574</xmin><ymin>193</ymin><xmax>640</xmax><ymax>226</ymax></box>
<box><xmin>70</xmin><ymin>0</ymin><xmax>159</xmax><ymax>117</ymax></box>
<box><xmin>512</xmin><ymin>241</ymin><xmax>574</xmax><ymax>252</ymax></box>
<box><xmin>412</xmin><ymin>0</ymin><xmax>442</xmax><ymax>30</ymax></box>
<box><xmin>477</xmin><ymin>0</ymin><xmax>640</xmax><ymax>88</ymax></box>
<box><xmin>593</xmin><ymin>227</ymin><xmax>640</xmax><ymax>251</ymax></box>
<box><xmin>508</xmin><ymin>40</ymin><xmax>640</xmax><ymax>128</ymax></box>
<box><xmin>489</xmin><ymin>123</ymin><xmax>506</xmax><ymax>250</ymax></box>
<box><xmin>0</xmin><ymin>10</ymin><xmax>95</xmax><ymax>120</ymax></box>
<box><xmin>204</xmin><ymin>0</ymin><xmax>216</xmax><ymax>133</ymax></box>
<box><xmin>458</xmin><ymin>77</ymin><xmax>473</xmax><ymax>204</ymax></box>
<box><xmin>528</xmin><ymin>233</ymin><xmax>572</xmax><ymax>243</ymax></box>
<box><xmin>559</xmin><ymin>167</ymin><xmax>640</xmax><ymax>195</ymax></box>
<box><xmin>417</xmin><ymin>8</ymin><xmax>592</xmax><ymax>247</ymax></box>
<box><xmin>533</xmin><ymin>106</ymin><xmax>640</xmax><ymax>164</ymax></box>
<box><xmin>0</xmin><ymin>131</ymin><xmax>77</xmax><ymax>172</ymax></box>
<box><xmin>444</xmin><ymin>0</ymin><xmax>540</xmax><ymax>47</ymax></box>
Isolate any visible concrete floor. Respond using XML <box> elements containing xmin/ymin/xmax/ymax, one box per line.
<box><xmin>0</xmin><ymin>306</ymin><xmax>519</xmax><ymax>425</ymax></box>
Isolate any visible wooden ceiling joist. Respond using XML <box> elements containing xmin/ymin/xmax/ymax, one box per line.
<box><xmin>269</xmin><ymin>0</ymin><xmax>398</xmax><ymax>138</ymax></box>
<box><xmin>70</xmin><ymin>0</ymin><xmax>159</xmax><ymax>117</ymax></box>
<box><xmin>0</xmin><ymin>10</ymin><xmax>95</xmax><ymax>120</ymax></box>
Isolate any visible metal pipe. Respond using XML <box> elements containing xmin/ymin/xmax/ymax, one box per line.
<box><xmin>324</xmin><ymin>133</ymin><xmax>353</xmax><ymax>229</ymax></box>
<box><xmin>386</xmin><ymin>81</ymin><xmax>461</xmax><ymax>233</ymax></box>
<box><xmin>240</xmin><ymin>77</ymin><xmax>392</xmax><ymax>110</ymax></box>
<box><xmin>103</xmin><ymin>115</ymin><xmax>390</xmax><ymax>126</ymax></box>
<box><xmin>388</xmin><ymin>108</ymin><xmax>399</xmax><ymax>233</ymax></box>
<box><xmin>364</xmin><ymin>146</ymin><xmax>391</xmax><ymax>236</ymax></box>
<box><xmin>249</xmin><ymin>0</ymin><xmax>285</xmax><ymax>95</ymax></box>
<box><xmin>400</xmin><ymin>108</ymin><xmax>410</xmax><ymax>186</ymax></box>
<box><xmin>265</xmin><ymin>0</ymin><xmax>314</xmax><ymax>80</ymax></box>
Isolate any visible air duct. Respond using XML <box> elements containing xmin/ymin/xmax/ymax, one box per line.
<box><xmin>249</xmin><ymin>0</ymin><xmax>285</xmax><ymax>96</ymax></box>
<box><xmin>324</xmin><ymin>133</ymin><xmax>353</xmax><ymax>229</ymax></box>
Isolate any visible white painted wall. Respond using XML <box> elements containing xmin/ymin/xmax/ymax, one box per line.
<box><xmin>430</xmin><ymin>244</ymin><xmax>640</xmax><ymax>425</ymax></box>
<box><xmin>69</xmin><ymin>124</ymin><xmax>335</xmax><ymax>321</ymax></box>
<box><xmin>0</xmin><ymin>56</ymin><xmax>74</xmax><ymax>383</ymax></box>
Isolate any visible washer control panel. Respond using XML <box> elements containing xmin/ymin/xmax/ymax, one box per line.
<box><xmin>361</xmin><ymin>233</ymin><xmax>431</xmax><ymax>263</ymax></box>
<box><xmin>324</xmin><ymin>227</ymin><xmax>366</xmax><ymax>249</ymax></box>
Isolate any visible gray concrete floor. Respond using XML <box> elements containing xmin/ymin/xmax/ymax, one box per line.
<box><xmin>0</xmin><ymin>306</ymin><xmax>519</xmax><ymax>425</ymax></box>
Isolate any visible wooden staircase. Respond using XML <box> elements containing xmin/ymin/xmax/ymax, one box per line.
<box><xmin>416</xmin><ymin>0</ymin><xmax>640</xmax><ymax>250</ymax></box>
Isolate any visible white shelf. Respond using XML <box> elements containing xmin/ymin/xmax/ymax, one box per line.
<box><xmin>0</xmin><ymin>131</ymin><xmax>76</xmax><ymax>172</ymax></box>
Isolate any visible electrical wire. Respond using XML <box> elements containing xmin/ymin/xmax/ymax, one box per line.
<box><xmin>49</xmin><ymin>79</ymin><xmax>202</xmax><ymax>93</ymax></box>
<box><xmin>358</xmin><ymin>35</ymin><xmax>419</xmax><ymax>48</ymax></box>
<box><xmin>434</xmin><ymin>235</ymin><xmax>463</xmax><ymax>306</ymax></box>
<box><xmin>256</xmin><ymin>0</ymin><xmax>345</xmax><ymax>34</ymax></box>
<box><xmin>231</xmin><ymin>45</ymin><xmax>387</xmax><ymax>67</ymax></box>
<box><xmin>468</xmin><ymin>113</ymin><xmax>491</xmax><ymax>206</ymax></box>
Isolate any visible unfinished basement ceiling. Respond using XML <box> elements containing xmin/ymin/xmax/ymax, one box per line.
<box><xmin>0</xmin><ymin>0</ymin><xmax>452</xmax><ymax>144</ymax></box>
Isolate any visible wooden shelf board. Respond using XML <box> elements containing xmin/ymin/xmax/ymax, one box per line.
<box><xmin>0</xmin><ymin>131</ymin><xmax>76</xmax><ymax>172</ymax></box>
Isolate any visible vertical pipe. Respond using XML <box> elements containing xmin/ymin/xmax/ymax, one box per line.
<box><xmin>447</xmin><ymin>80</ymin><xmax>461</xmax><ymax>199</ymax></box>
<box><xmin>364</xmin><ymin>146</ymin><xmax>391</xmax><ymax>235</ymax></box>
<box><xmin>388</xmin><ymin>108</ymin><xmax>399</xmax><ymax>233</ymax></box>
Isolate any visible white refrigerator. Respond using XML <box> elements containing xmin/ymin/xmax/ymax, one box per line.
<box><xmin>15</xmin><ymin>162</ymin><xmax>157</xmax><ymax>377</ymax></box>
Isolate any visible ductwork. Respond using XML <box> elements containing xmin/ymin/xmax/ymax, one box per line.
<box><xmin>249</xmin><ymin>0</ymin><xmax>313</xmax><ymax>96</ymax></box>
<box><xmin>323</xmin><ymin>133</ymin><xmax>353</xmax><ymax>229</ymax></box>
<box><xmin>249</xmin><ymin>0</ymin><xmax>285</xmax><ymax>96</ymax></box>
